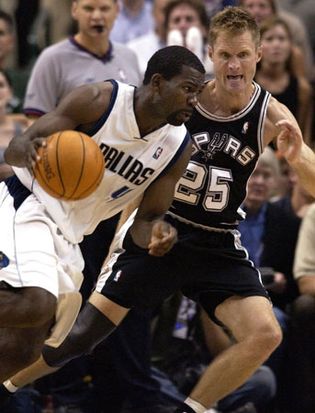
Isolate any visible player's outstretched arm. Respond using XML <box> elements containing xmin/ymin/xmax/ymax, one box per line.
<box><xmin>4</xmin><ymin>82</ymin><xmax>113</xmax><ymax>170</ymax></box>
<box><xmin>130</xmin><ymin>140</ymin><xmax>192</xmax><ymax>256</ymax></box>
<box><xmin>266</xmin><ymin>98</ymin><xmax>315</xmax><ymax>198</ymax></box>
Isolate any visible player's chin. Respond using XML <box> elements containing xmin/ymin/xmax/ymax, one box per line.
<box><xmin>167</xmin><ymin>111</ymin><xmax>192</xmax><ymax>126</ymax></box>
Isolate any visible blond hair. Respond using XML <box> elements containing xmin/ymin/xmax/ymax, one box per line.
<box><xmin>208</xmin><ymin>6</ymin><xmax>260</xmax><ymax>47</ymax></box>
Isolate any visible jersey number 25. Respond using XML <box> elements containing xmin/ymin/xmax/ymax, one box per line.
<box><xmin>174</xmin><ymin>161</ymin><xmax>233</xmax><ymax>211</ymax></box>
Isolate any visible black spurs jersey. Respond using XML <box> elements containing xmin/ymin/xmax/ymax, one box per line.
<box><xmin>169</xmin><ymin>82</ymin><xmax>271</xmax><ymax>230</ymax></box>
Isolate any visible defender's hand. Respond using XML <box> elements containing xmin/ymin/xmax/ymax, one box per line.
<box><xmin>148</xmin><ymin>221</ymin><xmax>177</xmax><ymax>256</ymax></box>
<box><xmin>276</xmin><ymin>119</ymin><xmax>302</xmax><ymax>164</ymax></box>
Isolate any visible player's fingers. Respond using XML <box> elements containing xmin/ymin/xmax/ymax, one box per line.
<box><xmin>148</xmin><ymin>233</ymin><xmax>177</xmax><ymax>256</ymax></box>
<box><xmin>275</xmin><ymin>119</ymin><xmax>292</xmax><ymax>130</ymax></box>
<box><xmin>149</xmin><ymin>226</ymin><xmax>177</xmax><ymax>246</ymax></box>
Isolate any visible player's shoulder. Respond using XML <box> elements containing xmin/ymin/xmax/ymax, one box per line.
<box><xmin>266</xmin><ymin>96</ymin><xmax>294</xmax><ymax>124</ymax></box>
<box><xmin>165</xmin><ymin>123</ymin><xmax>189</xmax><ymax>142</ymax></box>
<box><xmin>263</xmin><ymin>96</ymin><xmax>296</xmax><ymax>145</ymax></box>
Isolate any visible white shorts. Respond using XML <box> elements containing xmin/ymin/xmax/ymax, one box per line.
<box><xmin>0</xmin><ymin>181</ymin><xmax>84</xmax><ymax>298</ymax></box>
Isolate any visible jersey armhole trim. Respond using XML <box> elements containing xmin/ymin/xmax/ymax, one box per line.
<box><xmin>154</xmin><ymin>132</ymin><xmax>191</xmax><ymax>180</ymax></box>
<box><xmin>84</xmin><ymin>79</ymin><xmax>119</xmax><ymax>137</ymax></box>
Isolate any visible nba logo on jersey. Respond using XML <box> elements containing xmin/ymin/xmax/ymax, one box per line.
<box><xmin>0</xmin><ymin>251</ymin><xmax>9</xmax><ymax>269</ymax></box>
<box><xmin>153</xmin><ymin>147</ymin><xmax>163</xmax><ymax>159</ymax></box>
<box><xmin>114</xmin><ymin>270</ymin><xmax>122</xmax><ymax>282</ymax></box>
<box><xmin>242</xmin><ymin>121</ymin><xmax>249</xmax><ymax>134</ymax></box>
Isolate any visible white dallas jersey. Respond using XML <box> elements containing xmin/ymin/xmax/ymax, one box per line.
<box><xmin>14</xmin><ymin>80</ymin><xmax>190</xmax><ymax>244</ymax></box>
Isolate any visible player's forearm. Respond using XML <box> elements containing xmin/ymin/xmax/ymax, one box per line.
<box><xmin>130</xmin><ymin>216</ymin><xmax>164</xmax><ymax>249</ymax></box>
<box><xmin>289</xmin><ymin>143</ymin><xmax>315</xmax><ymax>197</ymax></box>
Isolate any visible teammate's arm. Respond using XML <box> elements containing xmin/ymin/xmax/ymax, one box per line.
<box><xmin>130</xmin><ymin>139</ymin><xmax>192</xmax><ymax>256</ymax></box>
<box><xmin>4</xmin><ymin>82</ymin><xmax>113</xmax><ymax>169</ymax></box>
<box><xmin>264</xmin><ymin>97</ymin><xmax>315</xmax><ymax>197</ymax></box>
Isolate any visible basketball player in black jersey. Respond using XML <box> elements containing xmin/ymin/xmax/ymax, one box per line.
<box><xmin>2</xmin><ymin>7</ymin><xmax>315</xmax><ymax>413</ymax></box>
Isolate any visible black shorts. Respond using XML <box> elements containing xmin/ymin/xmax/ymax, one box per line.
<box><xmin>98</xmin><ymin>216</ymin><xmax>269</xmax><ymax>323</ymax></box>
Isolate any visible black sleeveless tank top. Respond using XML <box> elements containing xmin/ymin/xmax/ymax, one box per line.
<box><xmin>169</xmin><ymin>82</ymin><xmax>271</xmax><ymax>229</ymax></box>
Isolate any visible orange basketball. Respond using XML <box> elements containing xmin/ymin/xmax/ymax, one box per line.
<box><xmin>33</xmin><ymin>130</ymin><xmax>105</xmax><ymax>200</ymax></box>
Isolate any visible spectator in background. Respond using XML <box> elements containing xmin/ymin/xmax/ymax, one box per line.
<box><xmin>0</xmin><ymin>11</ymin><xmax>14</xmax><ymax>70</ymax></box>
<box><xmin>255</xmin><ymin>17</ymin><xmax>313</xmax><ymax>146</ymax></box>
<box><xmin>238</xmin><ymin>0</ymin><xmax>314</xmax><ymax>80</ymax></box>
<box><xmin>290</xmin><ymin>202</ymin><xmax>315</xmax><ymax>413</ymax></box>
<box><xmin>127</xmin><ymin>0</ymin><xmax>169</xmax><ymax>76</ymax></box>
<box><xmin>0</xmin><ymin>10</ymin><xmax>27</xmax><ymax>113</ymax></box>
<box><xmin>279</xmin><ymin>0</ymin><xmax>315</xmax><ymax>61</ymax></box>
<box><xmin>128</xmin><ymin>0</ymin><xmax>213</xmax><ymax>78</ymax></box>
<box><xmin>239</xmin><ymin>147</ymin><xmax>313</xmax><ymax>317</ymax></box>
<box><xmin>164</xmin><ymin>0</ymin><xmax>213</xmax><ymax>78</ymax></box>
<box><xmin>110</xmin><ymin>0</ymin><xmax>154</xmax><ymax>44</ymax></box>
<box><xmin>0</xmin><ymin>70</ymin><xmax>29</xmax><ymax>182</ymax></box>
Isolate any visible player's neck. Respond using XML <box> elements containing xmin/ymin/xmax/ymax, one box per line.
<box><xmin>74</xmin><ymin>33</ymin><xmax>110</xmax><ymax>57</ymax></box>
<box><xmin>203</xmin><ymin>80</ymin><xmax>254</xmax><ymax>116</ymax></box>
<box><xmin>134</xmin><ymin>88</ymin><xmax>165</xmax><ymax>137</ymax></box>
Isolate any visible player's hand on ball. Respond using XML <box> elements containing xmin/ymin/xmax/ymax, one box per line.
<box><xmin>148</xmin><ymin>221</ymin><xmax>177</xmax><ymax>256</ymax></box>
<box><xmin>5</xmin><ymin>135</ymin><xmax>47</xmax><ymax>170</ymax></box>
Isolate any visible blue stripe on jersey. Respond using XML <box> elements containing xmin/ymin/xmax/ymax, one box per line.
<box><xmin>5</xmin><ymin>175</ymin><xmax>31</xmax><ymax>210</ymax></box>
<box><xmin>154</xmin><ymin>131</ymin><xmax>191</xmax><ymax>180</ymax></box>
<box><xmin>85</xmin><ymin>80</ymin><xmax>119</xmax><ymax>137</ymax></box>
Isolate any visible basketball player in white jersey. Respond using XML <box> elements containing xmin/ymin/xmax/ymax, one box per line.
<box><xmin>0</xmin><ymin>45</ymin><xmax>205</xmax><ymax>381</ymax></box>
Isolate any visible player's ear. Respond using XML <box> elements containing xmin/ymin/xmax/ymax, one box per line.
<box><xmin>150</xmin><ymin>73</ymin><xmax>164</xmax><ymax>90</ymax></box>
<box><xmin>256</xmin><ymin>45</ymin><xmax>262</xmax><ymax>63</ymax></box>
<box><xmin>71</xmin><ymin>0</ymin><xmax>78</xmax><ymax>20</ymax></box>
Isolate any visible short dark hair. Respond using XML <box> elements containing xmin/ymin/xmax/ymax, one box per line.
<box><xmin>164</xmin><ymin>0</ymin><xmax>209</xmax><ymax>32</ymax></box>
<box><xmin>209</xmin><ymin>6</ymin><xmax>260</xmax><ymax>47</ymax></box>
<box><xmin>143</xmin><ymin>45</ymin><xmax>205</xmax><ymax>85</ymax></box>
<box><xmin>0</xmin><ymin>10</ymin><xmax>14</xmax><ymax>33</ymax></box>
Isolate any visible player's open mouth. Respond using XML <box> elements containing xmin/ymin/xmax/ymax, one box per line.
<box><xmin>93</xmin><ymin>25</ymin><xmax>105</xmax><ymax>33</ymax></box>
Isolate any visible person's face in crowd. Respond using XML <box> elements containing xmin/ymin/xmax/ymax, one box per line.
<box><xmin>261</xmin><ymin>23</ymin><xmax>291</xmax><ymax>66</ymax></box>
<box><xmin>209</xmin><ymin>29</ymin><xmax>261</xmax><ymax>94</ymax></box>
<box><xmin>167</xmin><ymin>3</ymin><xmax>205</xmax><ymax>37</ymax></box>
<box><xmin>245</xmin><ymin>161</ymin><xmax>277</xmax><ymax>208</ymax></box>
<box><xmin>0</xmin><ymin>19</ymin><xmax>14</xmax><ymax>64</ymax></box>
<box><xmin>72</xmin><ymin>0</ymin><xmax>119</xmax><ymax>39</ymax></box>
<box><xmin>241</xmin><ymin>0</ymin><xmax>274</xmax><ymax>25</ymax></box>
<box><xmin>0</xmin><ymin>71</ymin><xmax>12</xmax><ymax>110</ymax></box>
<box><xmin>156</xmin><ymin>65</ymin><xmax>204</xmax><ymax>126</ymax></box>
